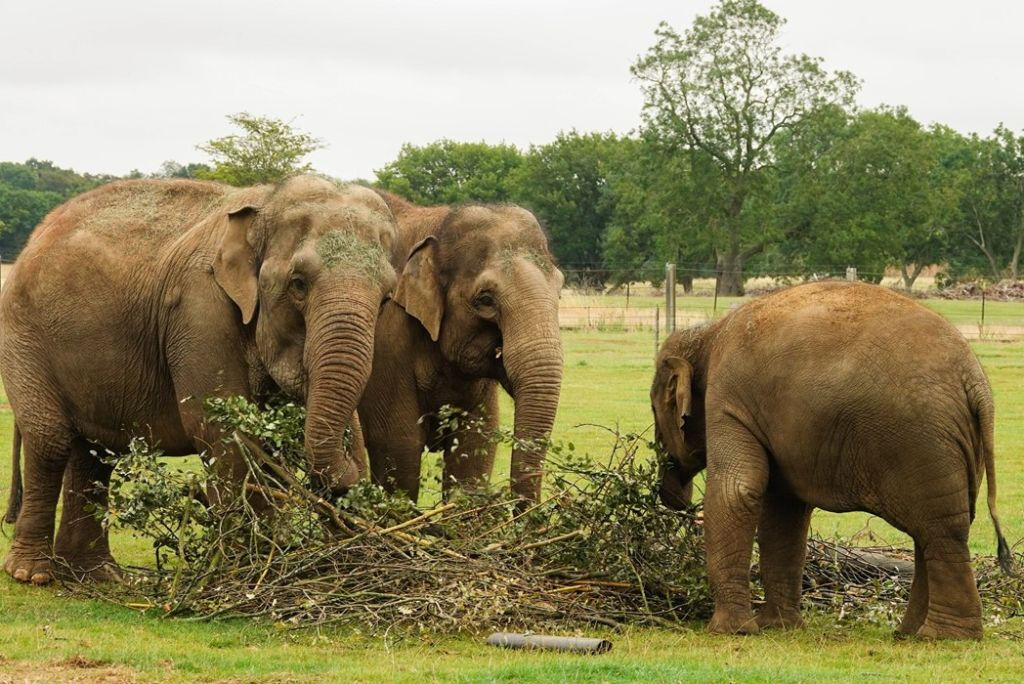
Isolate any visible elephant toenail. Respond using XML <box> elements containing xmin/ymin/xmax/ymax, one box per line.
<box><xmin>14</xmin><ymin>568</ymin><xmax>29</xmax><ymax>581</ymax></box>
<box><xmin>31</xmin><ymin>572</ymin><xmax>50</xmax><ymax>585</ymax></box>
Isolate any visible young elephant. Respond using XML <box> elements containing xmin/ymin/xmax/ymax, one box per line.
<box><xmin>652</xmin><ymin>281</ymin><xmax>1011</xmax><ymax>640</ymax></box>
<box><xmin>2</xmin><ymin>175</ymin><xmax>397</xmax><ymax>585</ymax></box>
<box><xmin>357</xmin><ymin>191</ymin><xmax>564</xmax><ymax>503</ymax></box>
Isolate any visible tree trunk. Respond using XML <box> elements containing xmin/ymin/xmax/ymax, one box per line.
<box><xmin>1010</xmin><ymin>229</ymin><xmax>1023</xmax><ymax>281</ymax></box>
<box><xmin>716</xmin><ymin>251</ymin><xmax>745</xmax><ymax>297</ymax></box>
<box><xmin>681</xmin><ymin>275</ymin><xmax>693</xmax><ymax>294</ymax></box>
<box><xmin>900</xmin><ymin>263</ymin><xmax>925</xmax><ymax>291</ymax></box>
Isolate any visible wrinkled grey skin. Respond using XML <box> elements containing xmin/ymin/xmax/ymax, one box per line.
<box><xmin>358</xmin><ymin>191</ymin><xmax>564</xmax><ymax>503</ymax></box>
<box><xmin>652</xmin><ymin>282</ymin><xmax>1011</xmax><ymax>640</ymax></box>
<box><xmin>2</xmin><ymin>175</ymin><xmax>397</xmax><ymax>585</ymax></box>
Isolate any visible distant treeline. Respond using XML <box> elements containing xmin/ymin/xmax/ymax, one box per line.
<box><xmin>4</xmin><ymin>1</ymin><xmax>1023</xmax><ymax>295</ymax></box>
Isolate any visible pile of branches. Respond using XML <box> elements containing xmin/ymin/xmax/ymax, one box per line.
<box><xmin>934</xmin><ymin>279</ymin><xmax>1024</xmax><ymax>301</ymax></box>
<box><xmin>62</xmin><ymin>399</ymin><xmax>1024</xmax><ymax>633</ymax></box>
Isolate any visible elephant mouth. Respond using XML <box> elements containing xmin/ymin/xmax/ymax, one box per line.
<box><xmin>454</xmin><ymin>332</ymin><xmax>505</xmax><ymax>378</ymax></box>
<box><xmin>270</xmin><ymin>366</ymin><xmax>308</xmax><ymax>401</ymax></box>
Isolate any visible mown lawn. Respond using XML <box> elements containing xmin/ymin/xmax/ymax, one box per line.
<box><xmin>1</xmin><ymin>314</ymin><xmax>1024</xmax><ymax>681</ymax></box>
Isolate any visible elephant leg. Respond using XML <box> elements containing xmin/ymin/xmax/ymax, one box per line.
<box><xmin>4</xmin><ymin>427</ymin><xmax>72</xmax><ymax>585</ymax></box>
<box><xmin>897</xmin><ymin>541</ymin><xmax>928</xmax><ymax>636</ymax></box>
<box><xmin>364</xmin><ymin>417</ymin><xmax>423</xmax><ymax>501</ymax></box>
<box><xmin>364</xmin><ymin>405</ymin><xmax>427</xmax><ymax>503</ymax></box>
<box><xmin>53</xmin><ymin>440</ymin><xmax>119</xmax><ymax>582</ymax></box>
<box><xmin>703</xmin><ymin>424</ymin><xmax>769</xmax><ymax>635</ymax></box>
<box><xmin>169</xmin><ymin>355</ymin><xmax>267</xmax><ymax>508</ymax></box>
<box><xmin>916</xmin><ymin>522</ymin><xmax>981</xmax><ymax>640</ymax></box>
<box><xmin>369</xmin><ymin>441</ymin><xmax>423</xmax><ymax>502</ymax></box>
<box><xmin>442</xmin><ymin>396</ymin><xmax>498</xmax><ymax>499</ymax></box>
<box><xmin>756</xmin><ymin>491</ymin><xmax>811</xmax><ymax>630</ymax></box>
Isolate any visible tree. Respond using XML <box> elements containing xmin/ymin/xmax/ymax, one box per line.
<box><xmin>511</xmin><ymin>131</ymin><xmax>624</xmax><ymax>285</ymax></box>
<box><xmin>155</xmin><ymin>160</ymin><xmax>212</xmax><ymax>179</ymax></box>
<box><xmin>632</xmin><ymin>0</ymin><xmax>858</xmax><ymax>294</ymax></box>
<box><xmin>772</xmin><ymin>107</ymin><xmax>954</xmax><ymax>288</ymax></box>
<box><xmin>604</xmin><ymin>134</ymin><xmax>716</xmax><ymax>287</ymax></box>
<box><xmin>0</xmin><ymin>184</ymin><xmax>63</xmax><ymax>256</ymax></box>
<box><xmin>374</xmin><ymin>140</ymin><xmax>522</xmax><ymax>205</ymax></box>
<box><xmin>946</xmin><ymin>126</ymin><xmax>1024</xmax><ymax>281</ymax></box>
<box><xmin>0</xmin><ymin>159</ymin><xmax>112</xmax><ymax>257</ymax></box>
<box><xmin>196</xmin><ymin>113</ymin><xmax>324</xmax><ymax>186</ymax></box>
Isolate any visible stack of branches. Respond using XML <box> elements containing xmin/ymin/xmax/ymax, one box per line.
<box><xmin>934</xmin><ymin>280</ymin><xmax>1024</xmax><ymax>301</ymax></box>
<box><xmin>61</xmin><ymin>399</ymin><xmax>1024</xmax><ymax>633</ymax></box>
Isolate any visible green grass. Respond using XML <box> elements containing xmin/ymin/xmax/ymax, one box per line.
<box><xmin>2</xmin><ymin>320</ymin><xmax>1024</xmax><ymax>681</ymax></box>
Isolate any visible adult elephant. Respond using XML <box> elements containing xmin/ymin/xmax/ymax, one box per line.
<box><xmin>651</xmin><ymin>281</ymin><xmax>1011</xmax><ymax>640</ymax></box>
<box><xmin>2</xmin><ymin>175</ymin><xmax>397</xmax><ymax>585</ymax></box>
<box><xmin>357</xmin><ymin>191</ymin><xmax>563</xmax><ymax>502</ymax></box>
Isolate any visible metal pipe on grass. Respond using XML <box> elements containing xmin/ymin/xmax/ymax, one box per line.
<box><xmin>486</xmin><ymin>633</ymin><xmax>612</xmax><ymax>654</ymax></box>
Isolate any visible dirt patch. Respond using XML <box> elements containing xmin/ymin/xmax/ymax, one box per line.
<box><xmin>0</xmin><ymin>656</ymin><xmax>139</xmax><ymax>683</ymax></box>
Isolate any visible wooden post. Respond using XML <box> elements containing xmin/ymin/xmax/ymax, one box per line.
<box><xmin>665</xmin><ymin>263</ymin><xmax>676</xmax><ymax>333</ymax></box>
<box><xmin>846</xmin><ymin>266</ymin><xmax>857</xmax><ymax>282</ymax></box>
<box><xmin>654</xmin><ymin>306</ymin><xmax>660</xmax><ymax>359</ymax></box>
<box><xmin>625</xmin><ymin>282</ymin><xmax>630</xmax><ymax>310</ymax></box>
<box><xmin>981</xmin><ymin>287</ymin><xmax>986</xmax><ymax>328</ymax></box>
<box><xmin>713</xmin><ymin>273</ymin><xmax>720</xmax><ymax>316</ymax></box>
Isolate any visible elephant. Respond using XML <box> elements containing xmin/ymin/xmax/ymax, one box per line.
<box><xmin>651</xmin><ymin>281</ymin><xmax>1011</xmax><ymax>640</ymax></box>
<box><xmin>357</xmin><ymin>191</ymin><xmax>564</xmax><ymax>503</ymax></box>
<box><xmin>1</xmin><ymin>174</ymin><xmax>397</xmax><ymax>585</ymax></box>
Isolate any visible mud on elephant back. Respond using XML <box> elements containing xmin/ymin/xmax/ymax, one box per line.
<box><xmin>2</xmin><ymin>174</ymin><xmax>398</xmax><ymax>585</ymax></box>
<box><xmin>651</xmin><ymin>281</ymin><xmax>1013</xmax><ymax>640</ymax></box>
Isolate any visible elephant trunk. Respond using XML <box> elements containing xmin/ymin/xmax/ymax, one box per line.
<box><xmin>658</xmin><ymin>459</ymin><xmax>694</xmax><ymax>510</ymax></box>
<box><xmin>501</xmin><ymin>298</ymin><xmax>563</xmax><ymax>501</ymax></box>
<box><xmin>303</xmin><ymin>290</ymin><xmax>378</xmax><ymax>493</ymax></box>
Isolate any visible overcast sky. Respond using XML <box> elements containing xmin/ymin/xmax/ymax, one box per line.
<box><xmin>2</xmin><ymin>1</ymin><xmax>1022</xmax><ymax>180</ymax></box>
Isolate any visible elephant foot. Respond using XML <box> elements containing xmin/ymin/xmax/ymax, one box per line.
<box><xmin>756</xmin><ymin>605</ymin><xmax>804</xmax><ymax>630</ymax></box>
<box><xmin>4</xmin><ymin>544</ymin><xmax>54</xmax><ymax>585</ymax></box>
<box><xmin>708</xmin><ymin>607</ymin><xmax>760</xmax><ymax>635</ymax></box>
<box><xmin>896</xmin><ymin>613</ymin><xmax>925</xmax><ymax>638</ymax></box>
<box><xmin>915</xmin><ymin>616</ymin><xmax>982</xmax><ymax>641</ymax></box>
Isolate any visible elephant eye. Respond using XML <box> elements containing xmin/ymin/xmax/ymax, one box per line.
<box><xmin>474</xmin><ymin>291</ymin><xmax>496</xmax><ymax>309</ymax></box>
<box><xmin>289</xmin><ymin>275</ymin><xmax>308</xmax><ymax>299</ymax></box>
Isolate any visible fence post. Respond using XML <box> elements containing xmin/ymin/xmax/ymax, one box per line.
<box><xmin>625</xmin><ymin>282</ymin><xmax>630</xmax><ymax>310</ymax></box>
<box><xmin>846</xmin><ymin>266</ymin><xmax>857</xmax><ymax>282</ymax></box>
<box><xmin>713</xmin><ymin>273</ymin><xmax>719</xmax><ymax>316</ymax></box>
<box><xmin>654</xmin><ymin>306</ymin><xmax>660</xmax><ymax>359</ymax></box>
<box><xmin>981</xmin><ymin>286</ymin><xmax>986</xmax><ymax>329</ymax></box>
<box><xmin>665</xmin><ymin>263</ymin><xmax>676</xmax><ymax>333</ymax></box>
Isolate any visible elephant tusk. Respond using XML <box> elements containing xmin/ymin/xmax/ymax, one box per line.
<box><xmin>495</xmin><ymin>346</ymin><xmax>503</xmax><ymax>359</ymax></box>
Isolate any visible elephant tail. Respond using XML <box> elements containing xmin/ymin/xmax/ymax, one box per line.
<box><xmin>974</xmin><ymin>387</ymin><xmax>1013</xmax><ymax>574</ymax></box>
<box><xmin>3</xmin><ymin>423</ymin><xmax>22</xmax><ymax>525</ymax></box>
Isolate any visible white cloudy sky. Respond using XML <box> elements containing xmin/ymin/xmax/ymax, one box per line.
<box><xmin>2</xmin><ymin>1</ymin><xmax>1022</xmax><ymax>180</ymax></box>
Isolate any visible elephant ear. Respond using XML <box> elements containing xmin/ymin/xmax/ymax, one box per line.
<box><xmin>214</xmin><ymin>205</ymin><xmax>260</xmax><ymax>325</ymax></box>
<box><xmin>661</xmin><ymin>356</ymin><xmax>693</xmax><ymax>435</ymax></box>
<box><xmin>393</xmin><ymin>236</ymin><xmax>443</xmax><ymax>342</ymax></box>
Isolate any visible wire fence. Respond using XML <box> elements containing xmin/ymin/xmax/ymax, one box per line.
<box><xmin>556</xmin><ymin>269</ymin><xmax>1024</xmax><ymax>342</ymax></box>
<box><xmin>2</xmin><ymin>262</ymin><xmax>1020</xmax><ymax>340</ymax></box>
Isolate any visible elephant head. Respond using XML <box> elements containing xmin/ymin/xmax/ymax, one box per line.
<box><xmin>392</xmin><ymin>205</ymin><xmax>564</xmax><ymax>500</ymax></box>
<box><xmin>214</xmin><ymin>175</ymin><xmax>397</xmax><ymax>492</ymax></box>
<box><xmin>650</xmin><ymin>326</ymin><xmax>708</xmax><ymax>509</ymax></box>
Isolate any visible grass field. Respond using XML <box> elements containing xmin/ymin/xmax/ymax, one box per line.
<box><xmin>2</xmin><ymin>299</ymin><xmax>1024</xmax><ymax>681</ymax></box>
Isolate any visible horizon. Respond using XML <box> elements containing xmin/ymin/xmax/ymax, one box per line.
<box><xmin>3</xmin><ymin>1</ymin><xmax>1023</xmax><ymax>179</ymax></box>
